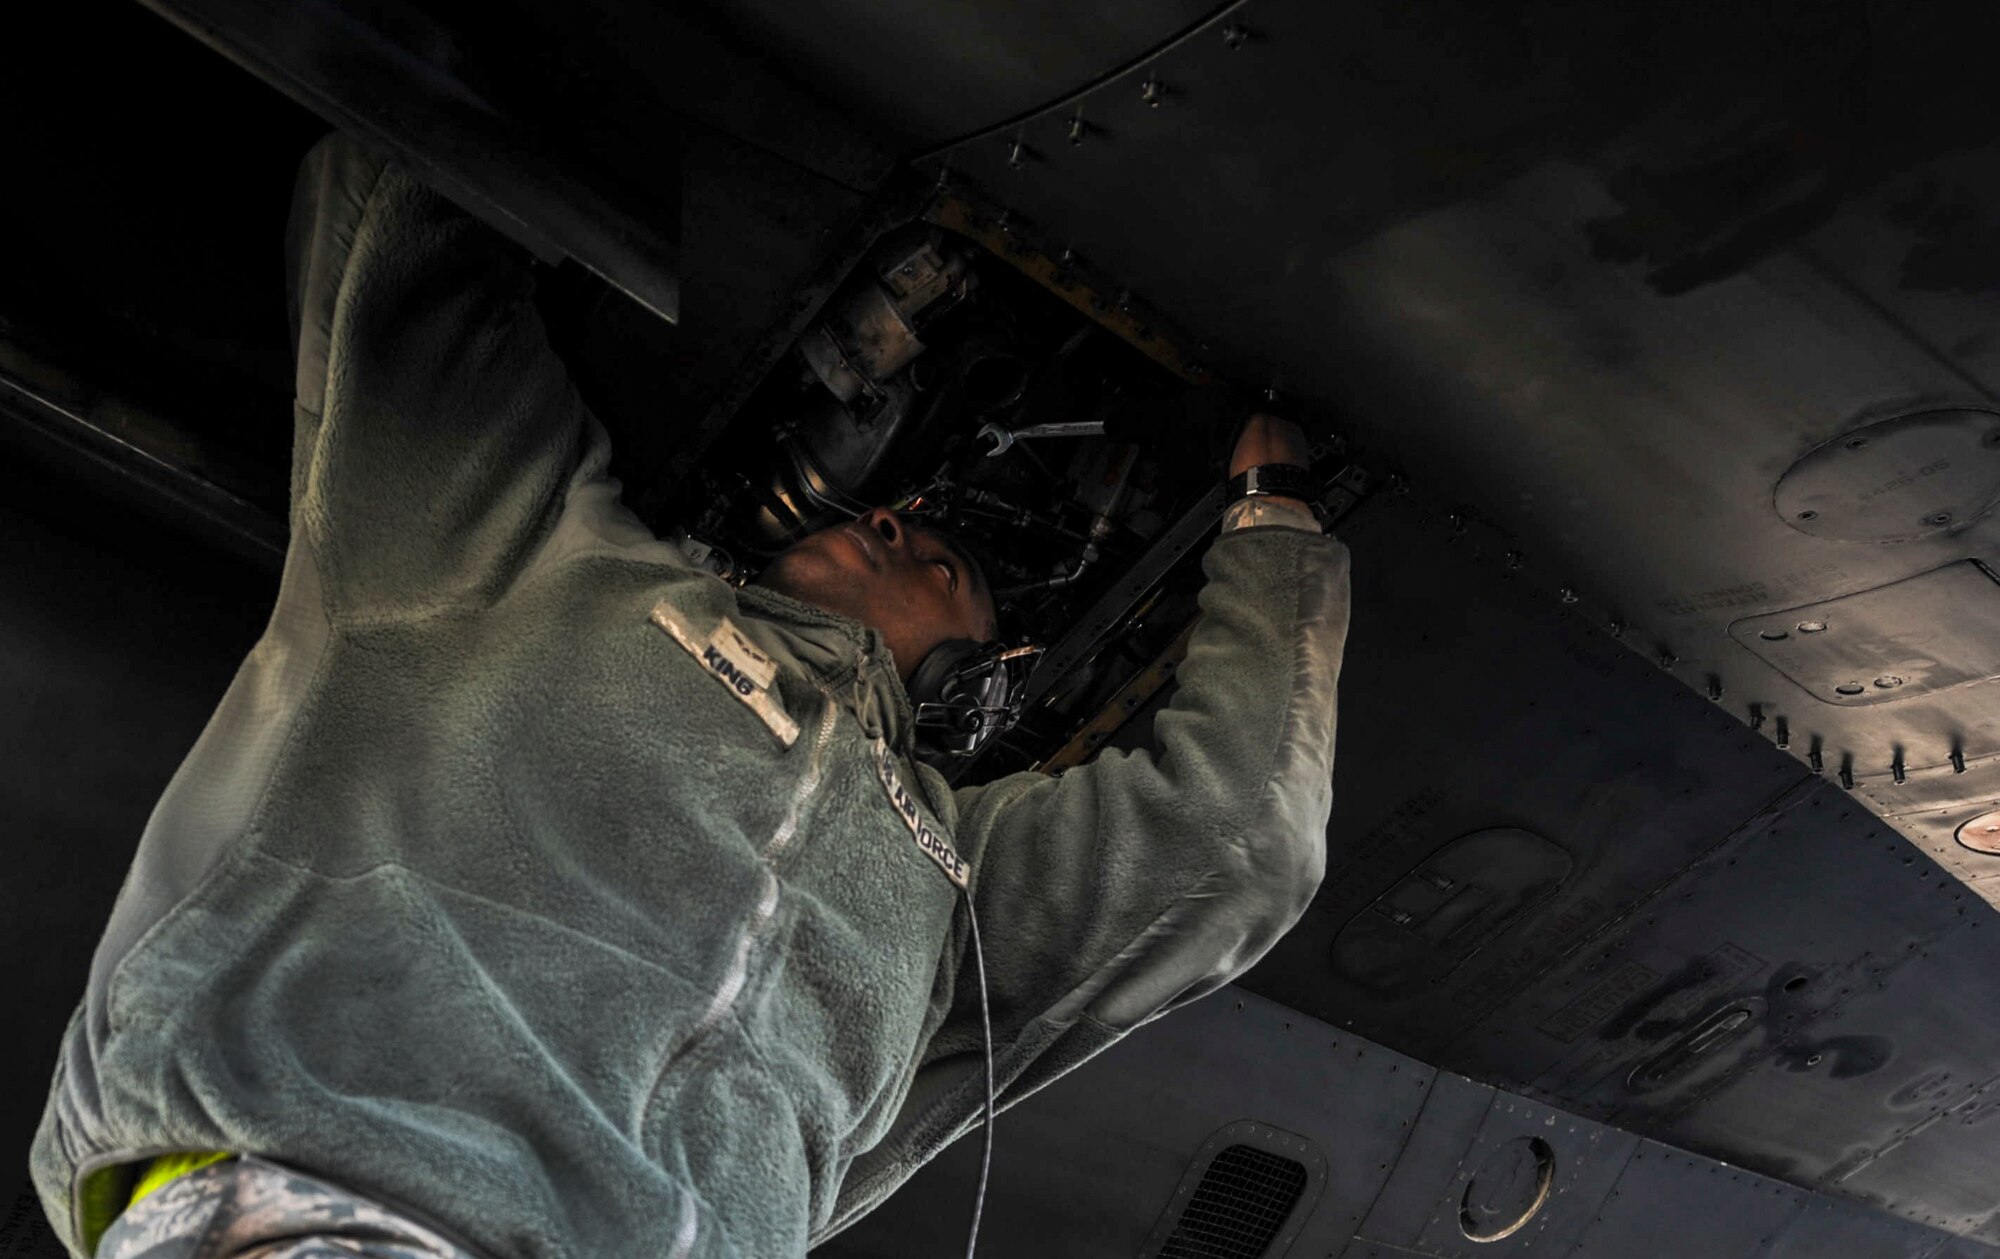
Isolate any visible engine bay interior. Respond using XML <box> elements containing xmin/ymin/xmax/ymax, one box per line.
<box><xmin>663</xmin><ymin>203</ymin><xmax>1365</xmax><ymax>778</ymax></box>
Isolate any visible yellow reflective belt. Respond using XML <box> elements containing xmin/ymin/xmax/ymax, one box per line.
<box><xmin>129</xmin><ymin>1151</ymin><xmax>233</xmax><ymax>1209</ymax></box>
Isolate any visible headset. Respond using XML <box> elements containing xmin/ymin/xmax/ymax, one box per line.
<box><xmin>907</xmin><ymin>638</ymin><xmax>1043</xmax><ymax>764</ymax></box>
<box><xmin>901</xmin><ymin>635</ymin><xmax>1042</xmax><ymax>1257</ymax></box>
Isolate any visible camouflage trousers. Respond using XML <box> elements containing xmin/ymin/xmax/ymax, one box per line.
<box><xmin>96</xmin><ymin>1157</ymin><xmax>487</xmax><ymax>1259</ymax></box>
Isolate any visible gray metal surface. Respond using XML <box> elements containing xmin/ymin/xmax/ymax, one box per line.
<box><xmin>1359</xmin><ymin>1078</ymin><xmax>1638</xmax><ymax>1259</ymax></box>
<box><xmin>702</xmin><ymin>0</ymin><xmax>1226</xmax><ymax>151</ymax></box>
<box><xmin>912</xmin><ymin>0</ymin><xmax>2000</xmax><ymax>901</ymax></box>
<box><xmin>1187</xmin><ymin>481</ymin><xmax>2000</xmax><ymax>1236</ymax></box>
<box><xmin>1727</xmin><ymin>561</ymin><xmax>2000</xmax><ymax>707</ymax></box>
<box><xmin>818</xmin><ymin>989</ymin><xmax>1433</xmax><ymax>1257</ymax></box>
<box><xmin>1247</xmin><ymin>493</ymin><xmax>1812</xmax><ymax>1054</ymax></box>
<box><xmin>817</xmin><ymin>988</ymin><xmax>1993</xmax><ymax>1257</ymax></box>
<box><xmin>1448</xmin><ymin>777</ymin><xmax>2000</xmax><ymax>1229</ymax></box>
<box><xmin>1760</xmin><ymin>1195</ymin><xmax>1946</xmax><ymax>1259</ymax></box>
<box><xmin>1562</xmin><ymin>1141</ymin><xmax>1805</xmax><ymax>1258</ymax></box>
<box><xmin>1771</xmin><ymin>409</ymin><xmax>2000</xmax><ymax>545</ymax></box>
<box><xmin>1356</xmin><ymin>1074</ymin><xmax>1503</xmax><ymax>1248</ymax></box>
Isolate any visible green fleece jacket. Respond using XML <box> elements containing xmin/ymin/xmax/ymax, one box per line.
<box><xmin>30</xmin><ymin>136</ymin><xmax>1350</xmax><ymax>1259</ymax></box>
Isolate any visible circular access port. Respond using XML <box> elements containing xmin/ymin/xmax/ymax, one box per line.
<box><xmin>1834</xmin><ymin>683</ymin><xmax>1866</xmax><ymax>696</ymax></box>
<box><xmin>1797</xmin><ymin>620</ymin><xmax>1829</xmax><ymax>634</ymax></box>
<box><xmin>1758</xmin><ymin>629</ymin><xmax>1790</xmax><ymax>641</ymax></box>
<box><xmin>1460</xmin><ymin>1136</ymin><xmax>1556</xmax><ymax>1243</ymax></box>
<box><xmin>1777</xmin><ymin>409</ymin><xmax>2000</xmax><ymax>542</ymax></box>
<box><xmin>1958</xmin><ymin>810</ymin><xmax>2000</xmax><ymax>856</ymax></box>
<box><xmin>1874</xmin><ymin>676</ymin><xmax>1905</xmax><ymax>690</ymax></box>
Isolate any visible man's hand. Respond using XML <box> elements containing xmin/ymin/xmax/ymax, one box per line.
<box><xmin>1228</xmin><ymin>414</ymin><xmax>1313</xmax><ymax>515</ymax></box>
<box><xmin>1229</xmin><ymin>413</ymin><xmax>1310</xmax><ymax>476</ymax></box>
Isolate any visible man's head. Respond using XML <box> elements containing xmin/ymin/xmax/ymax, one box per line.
<box><xmin>755</xmin><ymin>508</ymin><xmax>998</xmax><ymax>683</ymax></box>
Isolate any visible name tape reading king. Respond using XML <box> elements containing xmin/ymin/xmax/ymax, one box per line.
<box><xmin>873</xmin><ymin>740</ymin><xmax>969</xmax><ymax>889</ymax></box>
<box><xmin>650</xmin><ymin>602</ymin><xmax>800</xmax><ymax>746</ymax></box>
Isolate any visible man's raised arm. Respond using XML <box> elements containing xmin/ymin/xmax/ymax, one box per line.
<box><xmin>284</xmin><ymin>134</ymin><xmax>594</xmax><ymax>619</ymax></box>
<box><xmin>824</xmin><ymin>417</ymin><xmax>1348</xmax><ymax>1240</ymax></box>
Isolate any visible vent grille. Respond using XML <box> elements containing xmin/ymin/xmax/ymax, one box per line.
<box><xmin>1157</xmin><ymin>1144</ymin><xmax>1309</xmax><ymax>1259</ymax></box>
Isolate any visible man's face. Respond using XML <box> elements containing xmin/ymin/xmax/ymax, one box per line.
<box><xmin>755</xmin><ymin>509</ymin><xmax>998</xmax><ymax>683</ymax></box>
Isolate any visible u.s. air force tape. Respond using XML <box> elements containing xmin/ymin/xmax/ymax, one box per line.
<box><xmin>650</xmin><ymin>601</ymin><xmax>800</xmax><ymax>747</ymax></box>
<box><xmin>872</xmin><ymin>738</ymin><xmax>969</xmax><ymax>889</ymax></box>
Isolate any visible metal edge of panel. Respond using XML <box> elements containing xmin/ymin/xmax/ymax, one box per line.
<box><xmin>909</xmin><ymin>0</ymin><xmax>1253</xmax><ymax>164</ymax></box>
<box><xmin>137</xmin><ymin>0</ymin><xmax>681</xmax><ymax>325</ymax></box>
<box><xmin>0</xmin><ymin>358</ymin><xmax>285</xmax><ymax>568</ymax></box>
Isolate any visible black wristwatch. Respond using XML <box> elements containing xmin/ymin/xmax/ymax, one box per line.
<box><xmin>1227</xmin><ymin>462</ymin><xmax>1317</xmax><ymax>506</ymax></box>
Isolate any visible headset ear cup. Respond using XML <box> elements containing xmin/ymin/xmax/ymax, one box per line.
<box><xmin>908</xmin><ymin>639</ymin><xmax>983</xmax><ymax>711</ymax></box>
<box><xmin>910</xmin><ymin>639</ymin><xmax>995</xmax><ymax>762</ymax></box>
<box><xmin>911</xmin><ymin>640</ymin><xmax>1039</xmax><ymax>763</ymax></box>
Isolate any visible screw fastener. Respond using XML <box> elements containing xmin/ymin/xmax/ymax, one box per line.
<box><xmin>1141</xmin><ymin>77</ymin><xmax>1167</xmax><ymax>107</ymax></box>
<box><xmin>1222</xmin><ymin>21</ymin><xmax>1251</xmax><ymax>48</ymax></box>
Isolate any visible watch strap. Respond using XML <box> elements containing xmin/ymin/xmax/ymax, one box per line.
<box><xmin>1227</xmin><ymin>463</ymin><xmax>1316</xmax><ymax>505</ymax></box>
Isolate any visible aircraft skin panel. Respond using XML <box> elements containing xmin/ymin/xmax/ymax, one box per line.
<box><xmin>1353</xmin><ymin>1073</ymin><xmax>1503</xmax><ymax>1247</ymax></box>
<box><xmin>1382</xmin><ymin>1084</ymin><xmax>1640</xmax><ymax>1257</ymax></box>
<box><xmin>818</xmin><ymin>987</ymin><xmax>1986</xmax><ymax>1258</ymax></box>
<box><xmin>1225</xmin><ymin>488</ymin><xmax>2000</xmax><ymax>1231</ymax></box>
<box><xmin>696</xmin><ymin>0</ymin><xmax>1224</xmax><ymax>151</ymax></box>
<box><xmin>912</xmin><ymin>0</ymin><xmax>2000</xmax><ymax>901</ymax></box>
<box><xmin>1562</xmin><ymin>1141</ymin><xmax>1807</xmax><ymax>1258</ymax></box>
<box><xmin>1469</xmin><ymin>786</ymin><xmax>1996</xmax><ymax>1198</ymax></box>
<box><xmin>1763</xmin><ymin>1195</ymin><xmax>1957</xmax><ymax>1259</ymax></box>
<box><xmin>1254</xmin><ymin>491</ymin><xmax>1817</xmax><ymax>1051</ymax></box>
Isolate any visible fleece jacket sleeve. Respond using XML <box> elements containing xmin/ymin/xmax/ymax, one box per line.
<box><xmin>820</xmin><ymin>525</ymin><xmax>1349</xmax><ymax>1241</ymax></box>
<box><xmin>285</xmin><ymin>133</ymin><xmax>589</xmax><ymax>619</ymax></box>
